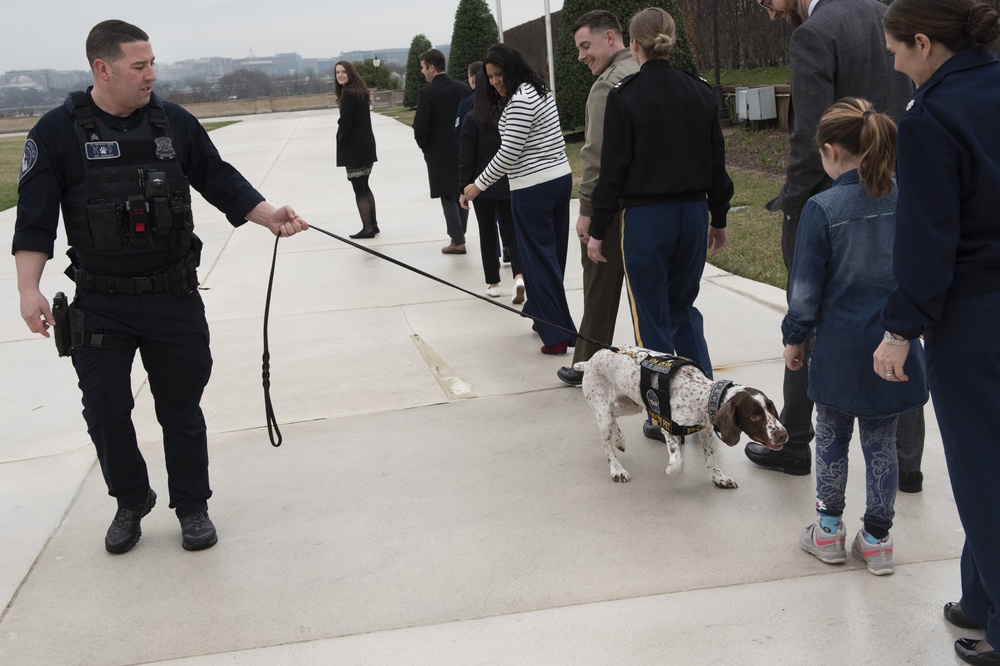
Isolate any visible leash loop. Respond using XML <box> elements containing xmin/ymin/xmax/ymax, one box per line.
<box><xmin>262</xmin><ymin>235</ymin><xmax>283</xmax><ymax>447</ymax></box>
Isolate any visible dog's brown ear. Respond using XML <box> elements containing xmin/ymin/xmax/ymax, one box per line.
<box><xmin>715</xmin><ymin>400</ymin><xmax>742</xmax><ymax>446</ymax></box>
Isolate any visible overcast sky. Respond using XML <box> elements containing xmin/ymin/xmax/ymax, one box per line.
<box><xmin>3</xmin><ymin>0</ymin><xmax>563</xmax><ymax>72</ymax></box>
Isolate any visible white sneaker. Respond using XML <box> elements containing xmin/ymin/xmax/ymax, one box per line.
<box><xmin>512</xmin><ymin>278</ymin><xmax>525</xmax><ymax>305</ymax></box>
<box><xmin>851</xmin><ymin>529</ymin><xmax>894</xmax><ymax>575</ymax></box>
<box><xmin>486</xmin><ymin>285</ymin><xmax>501</xmax><ymax>297</ymax></box>
<box><xmin>800</xmin><ymin>519</ymin><xmax>847</xmax><ymax>564</ymax></box>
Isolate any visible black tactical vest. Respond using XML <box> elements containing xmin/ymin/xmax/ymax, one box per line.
<box><xmin>60</xmin><ymin>92</ymin><xmax>194</xmax><ymax>269</ymax></box>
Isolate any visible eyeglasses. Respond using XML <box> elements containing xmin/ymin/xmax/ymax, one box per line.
<box><xmin>758</xmin><ymin>0</ymin><xmax>774</xmax><ymax>8</ymax></box>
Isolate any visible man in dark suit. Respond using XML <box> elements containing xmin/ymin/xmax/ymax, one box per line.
<box><xmin>413</xmin><ymin>48</ymin><xmax>471</xmax><ymax>255</ymax></box>
<box><xmin>746</xmin><ymin>0</ymin><xmax>926</xmax><ymax>485</ymax></box>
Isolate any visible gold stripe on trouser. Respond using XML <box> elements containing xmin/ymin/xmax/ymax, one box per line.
<box><xmin>619</xmin><ymin>207</ymin><xmax>645</xmax><ymax>348</ymax></box>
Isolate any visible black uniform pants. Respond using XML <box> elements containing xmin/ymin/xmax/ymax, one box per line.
<box><xmin>72</xmin><ymin>289</ymin><xmax>213</xmax><ymax>518</ymax></box>
<box><xmin>926</xmin><ymin>289</ymin><xmax>1000</xmax><ymax>647</ymax></box>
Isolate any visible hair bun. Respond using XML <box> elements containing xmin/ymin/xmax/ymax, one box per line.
<box><xmin>651</xmin><ymin>33</ymin><xmax>675</xmax><ymax>57</ymax></box>
<box><xmin>967</xmin><ymin>3</ymin><xmax>1000</xmax><ymax>45</ymax></box>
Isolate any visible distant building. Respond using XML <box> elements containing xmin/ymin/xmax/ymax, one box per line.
<box><xmin>0</xmin><ymin>70</ymin><xmax>89</xmax><ymax>92</ymax></box>
<box><xmin>157</xmin><ymin>58</ymin><xmax>234</xmax><ymax>85</ymax></box>
<box><xmin>0</xmin><ymin>74</ymin><xmax>44</xmax><ymax>92</ymax></box>
<box><xmin>336</xmin><ymin>45</ymin><xmax>449</xmax><ymax>68</ymax></box>
<box><xmin>273</xmin><ymin>52</ymin><xmax>303</xmax><ymax>77</ymax></box>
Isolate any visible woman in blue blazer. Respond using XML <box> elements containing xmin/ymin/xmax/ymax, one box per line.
<box><xmin>874</xmin><ymin>1</ymin><xmax>1000</xmax><ymax>662</ymax></box>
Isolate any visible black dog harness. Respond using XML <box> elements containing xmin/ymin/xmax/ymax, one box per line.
<box><xmin>639</xmin><ymin>353</ymin><xmax>734</xmax><ymax>439</ymax></box>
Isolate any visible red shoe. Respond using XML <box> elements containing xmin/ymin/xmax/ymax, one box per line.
<box><xmin>541</xmin><ymin>341</ymin><xmax>569</xmax><ymax>355</ymax></box>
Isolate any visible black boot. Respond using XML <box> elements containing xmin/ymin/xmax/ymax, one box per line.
<box><xmin>745</xmin><ymin>442</ymin><xmax>812</xmax><ymax>475</ymax></box>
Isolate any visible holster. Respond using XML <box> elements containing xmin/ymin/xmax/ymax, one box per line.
<box><xmin>51</xmin><ymin>292</ymin><xmax>85</xmax><ymax>357</ymax></box>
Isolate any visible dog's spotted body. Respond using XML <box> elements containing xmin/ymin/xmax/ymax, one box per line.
<box><xmin>575</xmin><ymin>347</ymin><xmax>788</xmax><ymax>488</ymax></box>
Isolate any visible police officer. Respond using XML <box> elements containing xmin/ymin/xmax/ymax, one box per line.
<box><xmin>12</xmin><ymin>20</ymin><xmax>308</xmax><ymax>554</ymax></box>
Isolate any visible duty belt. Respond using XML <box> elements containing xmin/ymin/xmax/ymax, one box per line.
<box><xmin>66</xmin><ymin>251</ymin><xmax>199</xmax><ymax>296</ymax></box>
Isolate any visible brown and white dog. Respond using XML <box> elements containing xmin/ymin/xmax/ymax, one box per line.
<box><xmin>574</xmin><ymin>346</ymin><xmax>787</xmax><ymax>488</ymax></box>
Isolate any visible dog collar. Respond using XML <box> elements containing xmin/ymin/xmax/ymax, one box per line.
<box><xmin>708</xmin><ymin>380</ymin><xmax>734</xmax><ymax>427</ymax></box>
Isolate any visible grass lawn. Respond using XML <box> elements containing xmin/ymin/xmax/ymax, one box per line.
<box><xmin>202</xmin><ymin>120</ymin><xmax>240</xmax><ymax>132</ymax></box>
<box><xmin>0</xmin><ymin>137</ymin><xmax>23</xmax><ymax>212</ymax></box>
<box><xmin>374</xmin><ymin>106</ymin><xmax>416</xmax><ymax>126</ymax></box>
<box><xmin>717</xmin><ymin>66</ymin><xmax>790</xmax><ymax>87</ymax></box>
<box><xmin>713</xmin><ymin>167</ymin><xmax>785</xmax><ymax>289</ymax></box>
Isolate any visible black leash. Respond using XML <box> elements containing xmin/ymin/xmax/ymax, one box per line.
<box><xmin>262</xmin><ymin>235</ymin><xmax>282</xmax><ymax>447</ymax></box>
<box><xmin>310</xmin><ymin>224</ymin><xmax>607</xmax><ymax>342</ymax></box>
<box><xmin>260</xmin><ymin>225</ymin><xmax>618</xmax><ymax>446</ymax></box>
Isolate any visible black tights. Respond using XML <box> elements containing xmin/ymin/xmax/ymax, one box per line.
<box><xmin>350</xmin><ymin>175</ymin><xmax>378</xmax><ymax>232</ymax></box>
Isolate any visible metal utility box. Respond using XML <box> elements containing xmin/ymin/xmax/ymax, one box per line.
<box><xmin>734</xmin><ymin>86</ymin><xmax>777</xmax><ymax>122</ymax></box>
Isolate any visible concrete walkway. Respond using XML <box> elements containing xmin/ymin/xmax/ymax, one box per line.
<box><xmin>0</xmin><ymin>109</ymin><xmax>969</xmax><ymax>665</ymax></box>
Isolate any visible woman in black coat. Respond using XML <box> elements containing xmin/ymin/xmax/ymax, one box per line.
<box><xmin>459</xmin><ymin>71</ymin><xmax>522</xmax><ymax>299</ymax></box>
<box><xmin>334</xmin><ymin>61</ymin><xmax>379</xmax><ymax>239</ymax></box>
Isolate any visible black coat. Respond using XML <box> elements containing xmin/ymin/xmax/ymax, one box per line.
<box><xmin>591</xmin><ymin>60</ymin><xmax>733</xmax><ymax>238</ymax></box>
<box><xmin>336</xmin><ymin>91</ymin><xmax>377</xmax><ymax>168</ymax></box>
<box><xmin>413</xmin><ymin>73</ymin><xmax>470</xmax><ymax>198</ymax></box>
<box><xmin>458</xmin><ymin>110</ymin><xmax>509</xmax><ymax>201</ymax></box>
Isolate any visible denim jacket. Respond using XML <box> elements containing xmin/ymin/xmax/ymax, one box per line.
<box><xmin>782</xmin><ymin>170</ymin><xmax>928</xmax><ymax>418</ymax></box>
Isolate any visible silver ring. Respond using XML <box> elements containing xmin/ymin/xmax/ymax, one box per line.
<box><xmin>885</xmin><ymin>371</ymin><xmax>894</xmax><ymax>376</ymax></box>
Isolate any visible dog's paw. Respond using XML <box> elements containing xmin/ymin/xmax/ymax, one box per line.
<box><xmin>711</xmin><ymin>470</ymin><xmax>738</xmax><ymax>489</ymax></box>
<box><xmin>610</xmin><ymin>461</ymin><xmax>631</xmax><ymax>483</ymax></box>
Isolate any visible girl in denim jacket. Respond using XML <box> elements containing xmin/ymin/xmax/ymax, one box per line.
<box><xmin>782</xmin><ymin>98</ymin><xmax>928</xmax><ymax>576</ymax></box>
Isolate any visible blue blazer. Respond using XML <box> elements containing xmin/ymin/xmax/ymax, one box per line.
<box><xmin>881</xmin><ymin>47</ymin><xmax>1000</xmax><ymax>338</ymax></box>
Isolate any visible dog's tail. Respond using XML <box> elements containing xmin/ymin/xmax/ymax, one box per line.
<box><xmin>573</xmin><ymin>361</ymin><xmax>588</xmax><ymax>373</ymax></box>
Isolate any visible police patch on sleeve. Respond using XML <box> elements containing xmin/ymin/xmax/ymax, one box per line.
<box><xmin>18</xmin><ymin>139</ymin><xmax>38</xmax><ymax>183</ymax></box>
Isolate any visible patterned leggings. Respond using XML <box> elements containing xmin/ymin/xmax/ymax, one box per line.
<box><xmin>814</xmin><ymin>404</ymin><xmax>899</xmax><ymax>538</ymax></box>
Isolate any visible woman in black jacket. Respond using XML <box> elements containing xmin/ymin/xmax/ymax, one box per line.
<box><xmin>590</xmin><ymin>7</ymin><xmax>733</xmax><ymax>375</ymax></box>
<box><xmin>334</xmin><ymin>61</ymin><xmax>379</xmax><ymax>239</ymax></box>
<box><xmin>459</xmin><ymin>71</ymin><xmax>522</xmax><ymax>299</ymax></box>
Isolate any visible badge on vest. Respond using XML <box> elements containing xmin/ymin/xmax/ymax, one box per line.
<box><xmin>85</xmin><ymin>142</ymin><xmax>121</xmax><ymax>160</ymax></box>
<box><xmin>154</xmin><ymin>137</ymin><xmax>175</xmax><ymax>160</ymax></box>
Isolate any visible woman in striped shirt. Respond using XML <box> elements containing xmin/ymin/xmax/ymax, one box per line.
<box><xmin>463</xmin><ymin>43</ymin><xmax>578</xmax><ymax>355</ymax></box>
